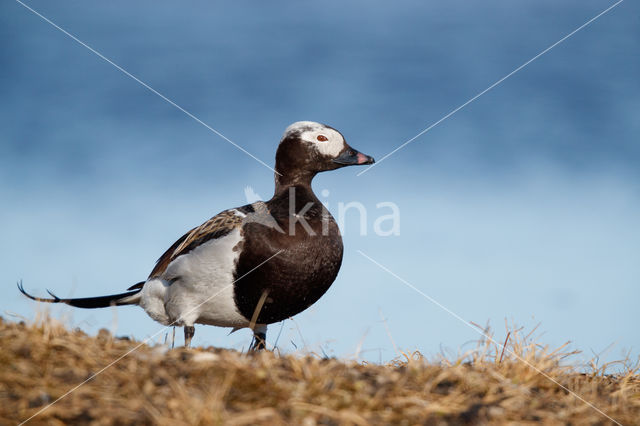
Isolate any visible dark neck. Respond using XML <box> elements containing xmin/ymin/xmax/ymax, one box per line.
<box><xmin>274</xmin><ymin>170</ymin><xmax>316</xmax><ymax>195</ymax></box>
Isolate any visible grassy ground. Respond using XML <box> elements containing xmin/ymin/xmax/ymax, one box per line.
<box><xmin>1</xmin><ymin>316</ymin><xmax>638</xmax><ymax>425</ymax></box>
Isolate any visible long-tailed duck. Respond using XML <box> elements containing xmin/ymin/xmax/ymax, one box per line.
<box><xmin>19</xmin><ymin>121</ymin><xmax>374</xmax><ymax>350</ymax></box>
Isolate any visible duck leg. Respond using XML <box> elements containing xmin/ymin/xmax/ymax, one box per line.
<box><xmin>184</xmin><ymin>325</ymin><xmax>195</xmax><ymax>348</ymax></box>
<box><xmin>249</xmin><ymin>325</ymin><xmax>267</xmax><ymax>351</ymax></box>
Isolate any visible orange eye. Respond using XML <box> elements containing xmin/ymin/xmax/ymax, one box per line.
<box><xmin>316</xmin><ymin>135</ymin><xmax>328</xmax><ymax>142</ymax></box>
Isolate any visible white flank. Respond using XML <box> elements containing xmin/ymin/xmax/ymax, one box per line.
<box><xmin>139</xmin><ymin>228</ymin><xmax>249</xmax><ymax>328</ymax></box>
<box><xmin>138</xmin><ymin>279</ymin><xmax>171</xmax><ymax>324</ymax></box>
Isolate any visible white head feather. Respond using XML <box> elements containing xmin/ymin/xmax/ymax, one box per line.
<box><xmin>282</xmin><ymin>121</ymin><xmax>346</xmax><ymax>157</ymax></box>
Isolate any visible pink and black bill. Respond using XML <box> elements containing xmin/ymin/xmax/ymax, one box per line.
<box><xmin>333</xmin><ymin>148</ymin><xmax>375</xmax><ymax>166</ymax></box>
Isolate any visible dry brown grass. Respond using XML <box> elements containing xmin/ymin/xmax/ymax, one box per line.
<box><xmin>1</xmin><ymin>315</ymin><xmax>638</xmax><ymax>425</ymax></box>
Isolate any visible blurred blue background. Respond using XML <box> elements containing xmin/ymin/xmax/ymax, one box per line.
<box><xmin>1</xmin><ymin>0</ymin><xmax>638</xmax><ymax>366</ymax></box>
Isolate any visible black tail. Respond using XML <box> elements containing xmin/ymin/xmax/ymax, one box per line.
<box><xmin>17</xmin><ymin>280</ymin><xmax>143</xmax><ymax>309</ymax></box>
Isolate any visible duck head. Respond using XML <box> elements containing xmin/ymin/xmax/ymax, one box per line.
<box><xmin>275</xmin><ymin>121</ymin><xmax>374</xmax><ymax>189</ymax></box>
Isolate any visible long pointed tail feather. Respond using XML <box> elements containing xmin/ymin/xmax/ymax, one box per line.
<box><xmin>17</xmin><ymin>280</ymin><xmax>142</xmax><ymax>309</ymax></box>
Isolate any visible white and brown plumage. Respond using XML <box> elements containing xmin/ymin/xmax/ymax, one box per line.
<box><xmin>18</xmin><ymin>121</ymin><xmax>374</xmax><ymax>350</ymax></box>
